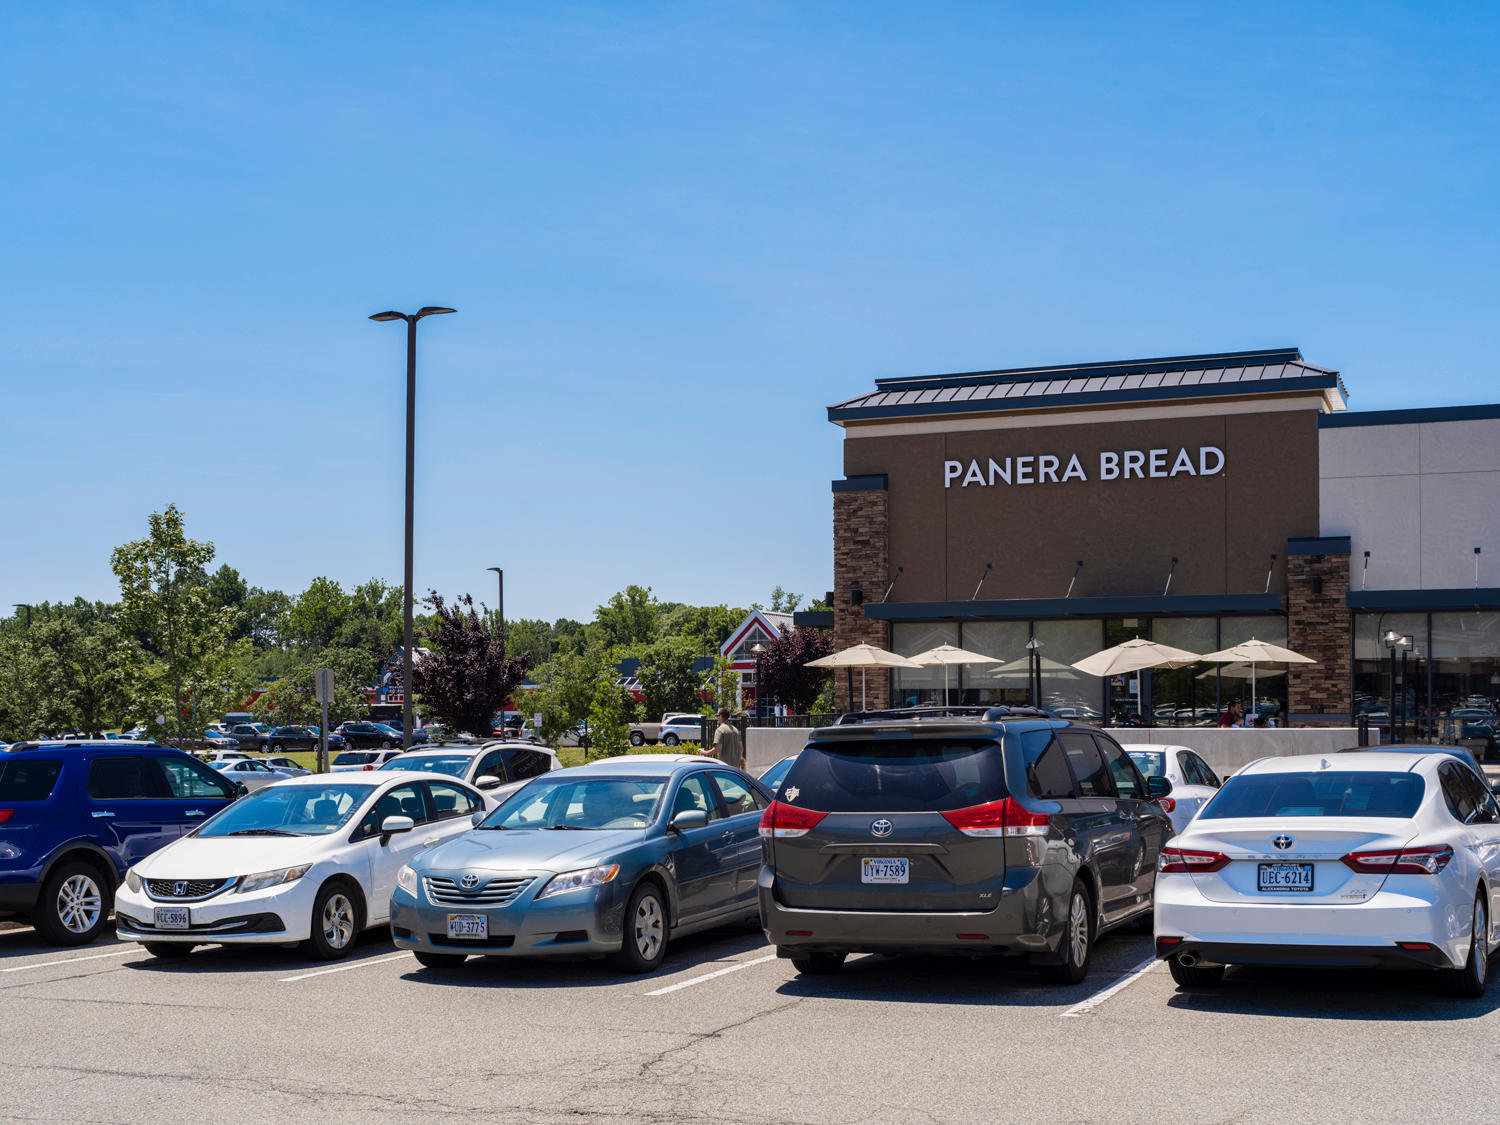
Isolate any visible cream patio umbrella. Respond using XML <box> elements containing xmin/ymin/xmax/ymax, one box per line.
<box><xmin>908</xmin><ymin>643</ymin><xmax>999</xmax><ymax>705</ymax></box>
<box><xmin>1196</xmin><ymin>638</ymin><xmax>1316</xmax><ymax>717</ymax></box>
<box><xmin>804</xmin><ymin>643</ymin><xmax>923</xmax><ymax>711</ymax></box>
<box><xmin>1070</xmin><ymin>637</ymin><xmax>1203</xmax><ymax>678</ymax></box>
<box><xmin>1195</xmin><ymin>662</ymin><xmax>1287</xmax><ymax>681</ymax></box>
<box><xmin>986</xmin><ymin>653</ymin><xmax>1079</xmax><ymax>682</ymax></box>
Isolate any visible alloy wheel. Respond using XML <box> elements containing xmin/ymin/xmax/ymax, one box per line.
<box><xmin>322</xmin><ymin>892</ymin><xmax>356</xmax><ymax>950</ymax></box>
<box><xmin>1068</xmin><ymin>891</ymin><xmax>1089</xmax><ymax>966</ymax></box>
<box><xmin>58</xmin><ymin>874</ymin><xmax>103</xmax><ymax>935</ymax></box>
<box><xmin>634</xmin><ymin>894</ymin><xmax>664</xmax><ymax>960</ymax></box>
<box><xmin>1476</xmin><ymin>898</ymin><xmax>1488</xmax><ymax>984</ymax></box>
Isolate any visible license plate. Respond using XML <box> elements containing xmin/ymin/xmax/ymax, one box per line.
<box><xmin>861</xmin><ymin>858</ymin><xmax>909</xmax><ymax>884</ymax></box>
<box><xmin>1258</xmin><ymin>862</ymin><xmax>1314</xmax><ymax>893</ymax></box>
<box><xmin>154</xmin><ymin>907</ymin><xmax>190</xmax><ymax>930</ymax></box>
<box><xmin>446</xmin><ymin>913</ymin><xmax>488</xmax><ymax>939</ymax></box>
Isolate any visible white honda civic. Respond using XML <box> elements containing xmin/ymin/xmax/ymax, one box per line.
<box><xmin>1154</xmin><ymin>751</ymin><xmax>1500</xmax><ymax>996</ymax></box>
<box><xmin>115</xmin><ymin>772</ymin><xmax>494</xmax><ymax>961</ymax></box>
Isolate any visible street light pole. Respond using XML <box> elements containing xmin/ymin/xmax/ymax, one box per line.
<box><xmin>12</xmin><ymin>604</ymin><xmax>31</xmax><ymax>630</ymax></box>
<box><xmin>370</xmin><ymin>306</ymin><xmax>456</xmax><ymax>750</ymax></box>
<box><xmin>487</xmin><ymin>567</ymin><xmax>504</xmax><ymax>653</ymax></box>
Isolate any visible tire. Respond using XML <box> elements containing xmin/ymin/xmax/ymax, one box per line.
<box><xmin>1167</xmin><ymin>954</ymin><xmax>1226</xmax><ymax>989</ymax></box>
<box><xmin>271</xmin><ymin>742</ymin><xmax>285</xmax><ymax>753</ymax></box>
<box><xmin>611</xmin><ymin>881</ymin><xmax>668</xmax><ymax>973</ymax></box>
<box><xmin>663</xmin><ymin>734</ymin><xmax>680</xmax><ymax>747</ymax></box>
<box><xmin>790</xmin><ymin>952</ymin><xmax>846</xmax><ymax>976</ymax></box>
<box><xmin>380</xmin><ymin>740</ymin><xmax>393</xmax><ymax>750</ymax></box>
<box><xmin>1038</xmin><ymin>879</ymin><xmax>1094</xmax><ymax>985</ymax></box>
<box><xmin>414</xmin><ymin>950</ymin><xmax>468</xmax><ymax>969</ymax></box>
<box><xmin>143</xmin><ymin>942</ymin><xmax>196</xmax><ymax>958</ymax></box>
<box><xmin>302</xmin><ymin>880</ymin><xmax>363</xmax><ymax>961</ymax></box>
<box><xmin>629</xmin><ymin>732</ymin><xmax>645</xmax><ymax>747</ymax></box>
<box><xmin>32</xmin><ymin>859</ymin><xmax>112</xmax><ymax>946</ymax></box>
<box><xmin>1442</xmin><ymin>895</ymin><xmax>1490</xmax><ymax>998</ymax></box>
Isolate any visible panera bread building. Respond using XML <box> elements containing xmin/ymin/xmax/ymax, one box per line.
<box><xmin>823</xmin><ymin>348</ymin><xmax>1500</xmax><ymax>735</ymax></box>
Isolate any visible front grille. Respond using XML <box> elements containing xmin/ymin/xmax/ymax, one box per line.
<box><xmin>145</xmin><ymin>878</ymin><xmax>232</xmax><ymax>902</ymax></box>
<box><xmin>428</xmin><ymin>932</ymin><xmax>515</xmax><ymax>949</ymax></box>
<box><xmin>424</xmin><ymin>874</ymin><xmax>533</xmax><ymax>906</ymax></box>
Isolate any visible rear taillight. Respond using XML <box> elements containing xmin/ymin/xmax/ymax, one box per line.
<box><xmin>940</xmin><ymin>797</ymin><xmax>1050</xmax><ymax>838</ymax></box>
<box><xmin>0</xmin><ymin>809</ymin><xmax>12</xmax><ymax>824</ymax></box>
<box><xmin>1159</xmin><ymin>846</ymin><xmax>1230</xmax><ymax>874</ymax></box>
<box><xmin>758</xmin><ymin>800</ymin><xmax>828</xmax><ymax>839</ymax></box>
<box><xmin>1157</xmin><ymin>797</ymin><xmax>1176</xmax><ymax>813</ymax></box>
<box><xmin>1341</xmin><ymin>844</ymin><xmax>1453</xmax><ymax>875</ymax></box>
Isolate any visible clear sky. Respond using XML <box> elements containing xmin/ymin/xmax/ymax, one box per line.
<box><xmin>3</xmin><ymin>2</ymin><xmax>1497</xmax><ymax>622</ymax></box>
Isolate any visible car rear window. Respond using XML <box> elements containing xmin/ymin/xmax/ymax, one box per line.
<box><xmin>0</xmin><ymin>758</ymin><xmax>63</xmax><ymax>801</ymax></box>
<box><xmin>1201</xmin><ymin>771</ymin><xmax>1424</xmax><ymax>819</ymax></box>
<box><xmin>333</xmin><ymin>752</ymin><xmax>376</xmax><ymax>765</ymax></box>
<box><xmin>779</xmin><ymin>739</ymin><xmax>1006</xmax><ymax>813</ymax></box>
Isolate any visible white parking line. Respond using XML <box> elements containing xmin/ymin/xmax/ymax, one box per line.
<box><xmin>1059</xmin><ymin>957</ymin><xmax>1158</xmax><ymax>1018</ymax></box>
<box><xmin>280</xmin><ymin>952</ymin><xmax>411</xmax><ymax>982</ymax></box>
<box><xmin>646</xmin><ymin>953</ymin><xmax>778</xmax><ymax>996</ymax></box>
<box><xmin>0</xmin><ymin>948</ymin><xmax>134</xmax><ymax>973</ymax></box>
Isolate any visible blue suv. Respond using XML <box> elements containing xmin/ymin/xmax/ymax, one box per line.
<box><xmin>0</xmin><ymin>741</ymin><xmax>241</xmax><ymax>946</ymax></box>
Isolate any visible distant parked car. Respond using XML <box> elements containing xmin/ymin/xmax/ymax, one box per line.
<box><xmin>627</xmin><ymin>713</ymin><xmax>704</xmax><ymax>747</ymax></box>
<box><xmin>1122</xmin><ymin>744</ymin><xmax>1223</xmax><ymax>835</ymax></box>
<box><xmin>224</xmin><ymin>724</ymin><xmax>269</xmax><ymax>753</ymax></box>
<box><xmin>331</xmin><ymin>749</ymin><xmax>405</xmax><ymax>773</ymax></box>
<box><xmin>265</xmin><ymin>726</ymin><xmax>344</xmax><ymax>754</ymax></box>
<box><xmin>657</xmin><ymin>714</ymin><xmax>707</xmax><ymax>747</ymax></box>
<box><xmin>263</xmin><ymin>757</ymin><xmax>313</xmax><ymax>776</ymax></box>
<box><xmin>335</xmin><ymin>722</ymin><xmax>401</xmax><ymax>750</ymax></box>
<box><xmin>209</xmin><ymin>758</ymin><xmax>299</xmax><ymax>792</ymax></box>
<box><xmin>379</xmin><ymin>741</ymin><xmax>558</xmax><ymax>799</ymax></box>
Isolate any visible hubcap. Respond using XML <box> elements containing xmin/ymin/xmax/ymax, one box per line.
<box><xmin>1068</xmin><ymin>892</ymin><xmax>1089</xmax><ymax>966</ymax></box>
<box><xmin>1475</xmin><ymin>899</ymin><xmax>1488</xmax><ymax>982</ymax></box>
<box><xmin>57</xmin><ymin>874</ymin><xmax>102</xmax><ymax>935</ymax></box>
<box><xmin>634</xmin><ymin>894</ymin><xmax>664</xmax><ymax>960</ymax></box>
<box><xmin>322</xmin><ymin>893</ymin><xmax>355</xmax><ymax>949</ymax></box>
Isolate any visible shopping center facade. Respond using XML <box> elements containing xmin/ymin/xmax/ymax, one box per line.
<box><xmin>825</xmin><ymin>348</ymin><xmax>1500</xmax><ymax>735</ymax></box>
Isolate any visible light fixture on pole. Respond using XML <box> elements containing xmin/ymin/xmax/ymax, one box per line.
<box><xmin>1025</xmin><ymin>636</ymin><xmax>1044</xmax><ymax>708</ymax></box>
<box><xmin>369</xmin><ymin>305</ymin><xmax>456</xmax><ymax>750</ymax></box>
<box><xmin>12</xmin><ymin>604</ymin><xmax>31</xmax><ymax>630</ymax></box>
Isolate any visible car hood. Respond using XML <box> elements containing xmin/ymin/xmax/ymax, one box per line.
<box><xmin>133</xmin><ymin>835</ymin><xmax>339</xmax><ymax>879</ymax></box>
<box><xmin>419</xmin><ymin>828</ymin><xmax>648</xmax><ymax>875</ymax></box>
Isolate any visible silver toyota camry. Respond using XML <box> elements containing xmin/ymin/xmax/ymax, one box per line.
<box><xmin>390</xmin><ymin>755</ymin><xmax>770</xmax><ymax>973</ymax></box>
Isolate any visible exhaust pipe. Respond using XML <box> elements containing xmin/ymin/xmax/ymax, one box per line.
<box><xmin>1176</xmin><ymin>952</ymin><xmax>1198</xmax><ymax>967</ymax></box>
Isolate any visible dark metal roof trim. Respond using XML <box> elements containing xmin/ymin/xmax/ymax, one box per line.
<box><xmin>863</xmin><ymin>594</ymin><xmax>1283</xmax><ymax>622</ymax></box>
<box><xmin>872</xmin><ymin>349</ymin><xmax>1304</xmax><ymax>391</ymax></box>
<box><xmin>1287</xmin><ymin>536</ymin><xmax>1351</xmax><ymax>556</ymax></box>
<box><xmin>792</xmin><ymin>610</ymin><xmax>835</xmax><ymax>629</ymax></box>
<box><xmin>831</xmin><ymin>474</ymin><xmax>888</xmax><ymax>492</ymax></box>
<box><xmin>1320</xmin><ymin>404</ymin><xmax>1500</xmax><ymax>428</ymax></box>
<box><xmin>1346</xmin><ymin>589</ymin><xmax>1500</xmax><ymax>611</ymax></box>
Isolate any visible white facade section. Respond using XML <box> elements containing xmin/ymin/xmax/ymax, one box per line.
<box><xmin>1320</xmin><ymin>417</ymin><xmax>1500</xmax><ymax>590</ymax></box>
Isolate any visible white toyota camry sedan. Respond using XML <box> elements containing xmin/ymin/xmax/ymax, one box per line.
<box><xmin>115</xmin><ymin>772</ymin><xmax>494</xmax><ymax>961</ymax></box>
<box><xmin>1122</xmin><ymin>744</ymin><xmax>1223</xmax><ymax>836</ymax></box>
<box><xmin>1154</xmin><ymin>751</ymin><xmax>1500</xmax><ymax>996</ymax></box>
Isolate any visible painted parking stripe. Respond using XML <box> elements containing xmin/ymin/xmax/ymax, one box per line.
<box><xmin>280</xmin><ymin>952</ymin><xmax>411</xmax><ymax>982</ymax></box>
<box><xmin>1059</xmin><ymin>957</ymin><xmax>1158</xmax><ymax>1018</ymax></box>
<box><xmin>646</xmin><ymin>953</ymin><xmax>779</xmax><ymax>996</ymax></box>
<box><xmin>1</xmin><ymin>948</ymin><xmax>134</xmax><ymax>973</ymax></box>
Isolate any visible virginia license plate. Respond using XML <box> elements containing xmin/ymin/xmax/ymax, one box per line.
<box><xmin>154</xmin><ymin>907</ymin><xmax>190</xmax><ymax>930</ymax></box>
<box><xmin>861</xmin><ymin>857</ymin><xmax>909</xmax><ymax>884</ymax></box>
<box><xmin>446</xmin><ymin>913</ymin><xmax>488</xmax><ymax>939</ymax></box>
<box><xmin>1258</xmin><ymin>862</ymin><xmax>1314</xmax><ymax>892</ymax></box>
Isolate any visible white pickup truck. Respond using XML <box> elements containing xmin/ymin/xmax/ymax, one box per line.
<box><xmin>628</xmin><ymin>712</ymin><xmax>707</xmax><ymax>747</ymax></box>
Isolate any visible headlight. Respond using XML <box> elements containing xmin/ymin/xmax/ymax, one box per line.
<box><xmin>535</xmin><ymin>864</ymin><xmax>620</xmax><ymax>900</ymax></box>
<box><xmin>396</xmin><ymin>865</ymin><xmax>418</xmax><ymax>895</ymax></box>
<box><xmin>235</xmin><ymin>864</ymin><xmax>312</xmax><ymax>894</ymax></box>
<box><xmin>124</xmin><ymin>867</ymin><xmax>142</xmax><ymax>893</ymax></box>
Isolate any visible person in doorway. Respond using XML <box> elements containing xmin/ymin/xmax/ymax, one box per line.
<box><xmin>1123</xmin><ymin>712</ymin><xmax>1144</xmax><ymax>728</ymax></box>
<box><xmin>702</xmin><ymin>707</ymin><xmax>743</xmax><ymax>770</ymax></box>
<box><xmin>1217</xmin><ymin>701</ymin><xmax>1242</xmax><ymax>728</ymax></box>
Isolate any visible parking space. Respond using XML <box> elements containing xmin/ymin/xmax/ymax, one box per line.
<box><xmin>4</xmin><ymin>919</ymin><xmax>1500</xmax><ymax>1123</ymax></box>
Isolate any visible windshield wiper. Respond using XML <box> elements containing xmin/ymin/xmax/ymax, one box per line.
<box><xmin>223</xmin><ymin>828</ymin><xmax>295</xmax><ymax>837</ymax></box>
<box><xmin>543</xmin><ymin>825</ymin><xmax>588</xmax><ymax>830</ymax></box>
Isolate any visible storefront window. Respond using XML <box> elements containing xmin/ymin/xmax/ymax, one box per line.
<box><xmin>890</xmin><ymin>622</ymin><xmax>959</xmax><ymax>706</ymax></box>
<box><xmin>1215</xmin><ymin>615</ymin><xmax>1290</xmax><ymax>726</ymax></box>
<box><xmin>1431</xmin><ymin>612</ymin><xmax>1500</xmax><ymax>742</ymax></box>
<box><xmin>1148</xmin><ymin>618</ymin><xmax>1220</xmax><ymax>728</ymax></box>
<box><xmin>959</xmin><ymin>621</ymin><xmax>1030</xmax><ymax>705</ymax></box>
<box><xmin>1032</xmin><ymin>620</ymin><xmax>1104</xmax><ymax>722</ymax></box>
<box><xmin>1354</xmin><ymin>613</ymin><xmax>1425</xmax><ymax>736</ymax></box>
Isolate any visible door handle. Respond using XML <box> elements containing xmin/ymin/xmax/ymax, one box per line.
<box><xmin>185</xmin><ymin>810</ymin><xmax>205</xmax><ymax>817</ymax></box>
<box><xmin>1118</xmin><ymin>810</ymin><xmax>1137</xmax><ymax>822</ymax></box>
<box><xmin>422</xmin><ymin>838</ymin><xmax>441</xmax><ymax>848</ymax></box>
<box><xmin>92</xmin><ymin>811</ymin><xmax>115</xmax><ymax>818</ymax></box>
<box><xmin>721</xmin><ymin>830</ymin><xmax>735</xmax><ymax>841</ymax></box>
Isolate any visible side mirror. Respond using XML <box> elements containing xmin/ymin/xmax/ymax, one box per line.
<box><xmin>380</xmin><ymin>814</ymin><xmax>415</xmax><ymax>839</ymax></box>
<box><xmin>670</xmin><ymin>809</ymin><xmax>709</xmax><ymax>832</ymax></box>
<box><xmin>233</xmin><ymin>782</ymin><xmax>248</xmax><ymax>798</ymax></box>
<box><xmin>470</xmin><ymin>809</ymin><xmax>487</xmax><ymax>827</ymax></box>
<box><xmin>1146</xmin><ymin>776</ymin><xmax>1173</xmax><ymax>799</ymax></box>
<box><xmin>475</xmin><ymin>775</ymin><xmax>502</xmax><ymax>791</ymax></box>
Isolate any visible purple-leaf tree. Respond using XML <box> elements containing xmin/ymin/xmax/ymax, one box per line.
<box><xmin>414</xmin><ymin>591</ymin><xmax>530</xmax><ymax>738</ymax></box>
<box><xmin>755</xmin><ymin>625</ymin><xmax>834</xmax><ymax>714</ymax></box>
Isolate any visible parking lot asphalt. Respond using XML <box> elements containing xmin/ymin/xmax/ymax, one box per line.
<box><xmin>2</xmin><ymin>919</ymin><xmax>1498</xmax><ymax>1124</ymax></box>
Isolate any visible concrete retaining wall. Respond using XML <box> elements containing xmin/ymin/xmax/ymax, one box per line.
<box><xmin>745</xmin><ymin>727</ymin><xmax>812</xmax><ymax>774</ymax></box>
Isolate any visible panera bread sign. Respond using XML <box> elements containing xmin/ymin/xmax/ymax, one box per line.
<box><xmin>943</xmin><ymin>446</ymin><xmax>1225</xmax><ymax>488</ymax></box>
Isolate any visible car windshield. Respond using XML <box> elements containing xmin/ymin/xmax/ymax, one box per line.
<box><xmin>758</xmin><ymin>757</ymin><xmax>796</xmax><ymax>793</ymax></box>
<box><xmin>380</xmin><ymin>754</ymin><xmax>472</xmax><ymax>777</ymax></box>
<box><xmin>1126</xmin><ymin>751</ymin><xmax>1166</xmax><ymax>778</ymax></box>
<box><xmin>1201</xmin><ymin>771</ymin><xmax>1425</xmax><ymax>819</ymax></box>
<box><xmin>778</xmin><ymin>739</ymin><xmax>1007</xmax><ymax>812</ymax></box>
<box><xmin>197</xmin><ymin>783</ymin><xmax>377</xmax><ymax>837</ymax></box>
<box><xmin>480</xmin><ymin>776</ymin><xmax>666</xmax><ymax>830</ymax></box>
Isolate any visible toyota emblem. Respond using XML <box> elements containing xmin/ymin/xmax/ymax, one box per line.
<box><xmin>870</xmin><ymin>819</ymin><xmax>893</xmax><ymax>838</ymax></box>
<box><xmin>459</xmin><ymin>873</ymin><xmax>481</xmax><ymax>890</ymax></box>
<box><xmin>1273</xmin><ymin>834</ymin><xmax>1293</xmax><ymax>851</ymax></box>
<box><xmin>173</xmin><ymin>881</ymin><xmax>188</xmax><ymax>897</ymax></box>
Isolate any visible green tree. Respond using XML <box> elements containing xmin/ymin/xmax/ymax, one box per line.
<box><xmin>0</xmin><ymin>630</ymin><xmax>45</xmax><ymax>739</ymax></box>
<box><xmin>635</xmin><ymin>636</ymin><xmax>706</xmax><ymax>718</ymax></box>
<box><xmin>707</xmin><ymin>653</ymin><xmax>740</xmax><ymax>716</ymax></box>
<box><xmin>111</xmin><ymin>504</ymin><xmax>250</xmax><ymax>747</ymax></box>
<box><xmin>286</xmin><ymin>576</ymin><xmax>351</xmax><ymax>650</ymax></box>
<box><xmin>585</xmin><ymin>665</ymin><xmax>632</xmax><ymax>758</ymax></box>
<box><xmin>532</xmin><ymin>645</ymin><xmax>609</xmax><ymax>743</ymax></box>
<box><xmin>594</xmin><ymin>585</ymin><xmax>659</xmax><ymax>649</ymax></box>
<box><xmin>30</xmin><ymin>615</ymin><xmax>134</xmax><ymax>735</ymax></box>
<box><xmin>769</xmin><ymin>586</ymin><xmax>803</xmax><ymax>614</ymax></box>
<box><xmin>252</xmin><ymin>648</ymin><xmax>372</xmax><ymax>730</ymax></box>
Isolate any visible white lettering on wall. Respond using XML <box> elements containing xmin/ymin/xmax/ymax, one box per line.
<box><xmin>1200</xmin><ymin>446</ymin><xmax>1225</xmax><ymax>475</ymax></box>
<box><xmin>1099</xmin><ymin>451</ymin><xmax>1120</xmax><ymax>480</ymax></box>
<box><xmin>942</xmin><ymin>446</ymin><xmax>1227</xmax><ymax>488</ymax></box>
<box><xmin>1170</xmin><ymin>448</ymin><xmax>1197</xmax><ymax>476</ymax></box>
<box><xmin>1062</xmin><ymin>454</ymin><xmax>1086</xmax><ymax>482</ymax></box>
<box><xmin>945</xmin><ymin>460</ymin><xmax>963</xmax><ymax>486</ymax></box>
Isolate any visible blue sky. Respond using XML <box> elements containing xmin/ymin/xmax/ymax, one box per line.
<box><xmin>3</xmin><ymin>2</ymin><xmax>1497</xmax><ymax>622</ymax></box>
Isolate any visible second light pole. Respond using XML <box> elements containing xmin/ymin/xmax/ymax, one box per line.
<box><xmin>487</xmin><ymin>567</ymin><xmax>504</xmax><ymax>649</ymax></box>
<box><xmin>369</xmin><ymin>305</ymin><xmax>456</xmax><ymax>749</ymax></box>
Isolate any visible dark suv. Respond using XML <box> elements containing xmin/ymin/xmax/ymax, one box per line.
<box><xmin>0</xmin><ymin>741</ymin><xmax>240</xmax><ymax>945</ymax></box>
<box><xmin>335</xmin><ymin>722</ymin><xmax>403</xmax><ymax>750</ymax></box>
<box><xmin>758</xmin><ymin>707</ymin><xmax>1173</xmax><ymax>982</ymax></box>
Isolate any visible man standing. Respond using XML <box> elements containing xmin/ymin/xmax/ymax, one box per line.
<box><xmin>702</xmin><ymin>707</ymin><xmax>743</xmax><ymax>770</ymax></box>
<box><xmin>1217</xmin><ymin>700</ymin><xmax>1242</xmax><ymax>729</ymax></box>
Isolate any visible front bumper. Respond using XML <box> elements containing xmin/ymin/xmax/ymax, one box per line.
<box><xmin>115</xmin><ymin>878</ymin><xmax>318</xmax><ymax>944</ymax></box>
<box><xmin>390</xmin><ymin>876</ymin><xmax>626</xmax><ymax>958</ymax></box>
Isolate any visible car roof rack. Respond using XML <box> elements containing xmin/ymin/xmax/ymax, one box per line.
<box><xmin>832</xmin><ymin>704</ymin><xmax>1059</xmax><ymax>725</ymax></box>
<box><xmin>3</xmin><ymin>739</ymin><xmax>163</xmax><ymax>752</ymax></box>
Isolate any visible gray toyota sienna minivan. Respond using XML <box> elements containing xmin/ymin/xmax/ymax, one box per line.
<box><xmin>758</xmin><ymin>707</ymin><xmax>1173</xmax><ymax>982</ymax></box>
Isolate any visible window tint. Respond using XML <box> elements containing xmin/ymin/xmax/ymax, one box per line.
<box><xmin>1059</xmin><ymin>733</ymin><xmax>1113</xmax><ymax>798</ymax></box>
<box><xmin>779</xmin><ymin>739</ymin><xmax>1006</xmax><ymax>813</ymax></box>
<box><xmin>710</xmin><ymin>772</ymin><xmax>762</xmax><ymax>816</ymax></box>
<box><xmin>86</xmin><ymin>756</ymin><xmax>165</xmax><ymax>800</ymax></box>
<box><xmin>1201</xmin><ymin>771</ymin><xmax>1424</xmax><ymax>819</ymax></box>
<box><xmin>1439</xmin><ymin>763</ymin><xmax>1479</xmax><ymax>824</ymax></box>
<box><xmin>672</xmin><ymin>775</ymin><xmax>721</xmax><ymax>821</ymax></box>
<box><xmin>503</xmin><ymin>748</ymin><xmax>551</xmax><ymax>780</ymax></box>
<box><xmin>157</xmin><ymin>756</ymin><xmax>234</xmax><ymax>799</ymax></box>
<box><xmin>1194</xmin><ymin>754</ymin><xmax>1221</xmax><ymax>787</ymax></box>
<box><xmin>426</xmin><ymin>781</ymin><xmax>480</xmax><ymax>820</ymax></box>
<box><xmin>360</xmin><ymin>783</ymin><xmax>428</xmax><ymax>836</ymax></box>
<box><xmin>0</xmin><ymin>759</ymin><xmax>63</xmax><ymax>801</ymax></box>
<box><xmin>1095</xmin><ymin>738</ymin><xmax>1142</xmax><ymax>799</ymax></box>
<box><xmin>475</xmin><ymin>750</ymin><xmax>509</xmax><ymax>782</ymax></box>
<box><xmin>1018</xmin><ymin>730</ymin><xmax>1076</xmax><ymax>798</ymax></box>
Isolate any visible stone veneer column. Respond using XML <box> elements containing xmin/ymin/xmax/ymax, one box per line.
<box><xmin>1286</xmin><ymin>547</ymin><xmax>1353</xmax><ymax>722</ymax></box>
<box><xmin>832</xmin><ymin>479</ymin><xmax>891</xmax><ymax>712</ymax></box>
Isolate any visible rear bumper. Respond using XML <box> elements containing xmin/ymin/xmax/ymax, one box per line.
<box><xmin>0</xmin><ymin>882</ymin><xmax>41</xmax><ymax>915</ymax></box>
<box><xmin>1155</xmin><ymin>938</ymin><xmax>1455</xmax><ymax>970</ymax></box>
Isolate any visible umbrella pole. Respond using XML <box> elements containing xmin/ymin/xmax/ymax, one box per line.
<box><xmin>861</xmin><ymin>667</ymin><xmax>867</xmax><ymax>711</ymax></box>
<box><xmin>1251</xmin><ymin>663</ymin><xmax>1257</xmax><ymax>724</ymax></box>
